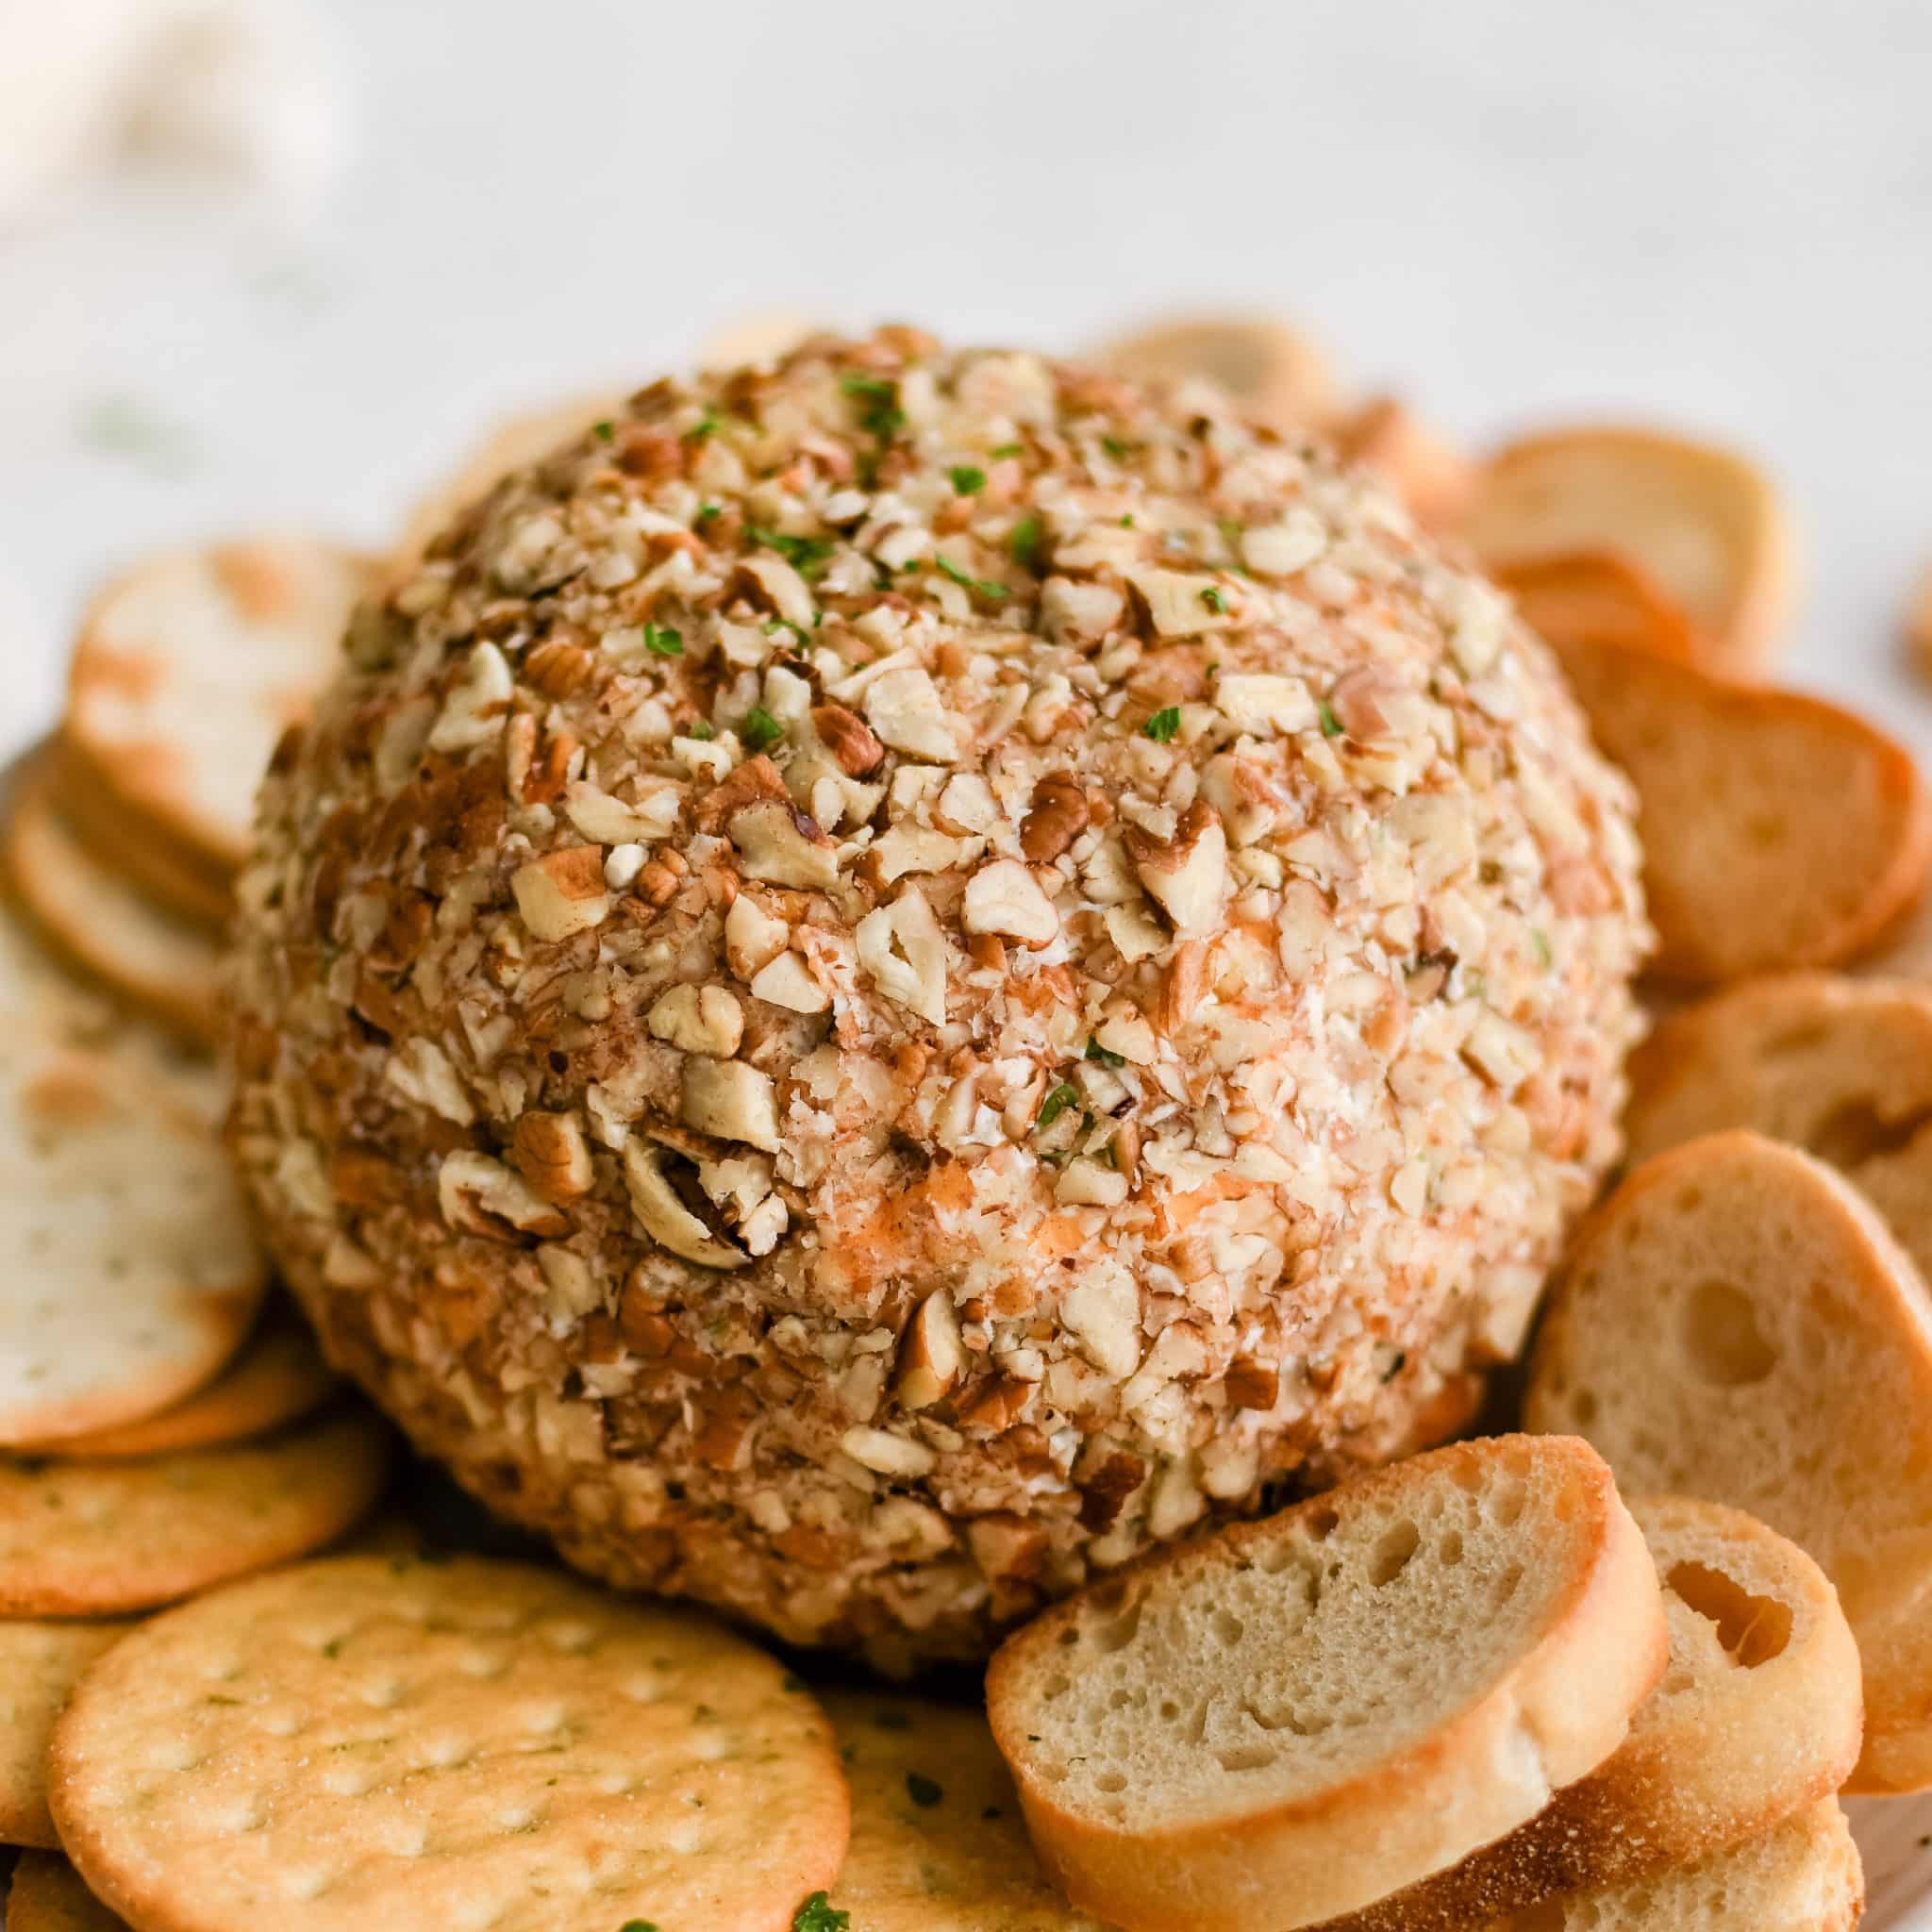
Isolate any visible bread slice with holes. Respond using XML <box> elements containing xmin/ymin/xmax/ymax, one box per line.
<box><xmin>1624</xmin><ymin>973</ymin><xmax>1932</xmax><ymax>1289</ymax></box>
<box><xmin>1479</xmin><ymin>1800</ymin><xmax>1864</xmax><ymax>1932</ymax></box>
<box><xmin>986</xmin><ymin>1436</ymin><xmax>1666</xmax><ymax>1932</ymax></box>
<box><xmin>1547</xmin><ymin>632</ymin><xmax>1932</xmax><ymax>981</ymax></box>
<box><xmin>1323</xmin><ymin>1495</ymin><xmax>1861</xmax><ymax>1929</ymax></box>
<box><xmin>1527</xmin><ymin>1130</ymin><xmax>1932</xmax><ymax>1792</ymax></box>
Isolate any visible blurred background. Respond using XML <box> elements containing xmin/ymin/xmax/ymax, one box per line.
<box><xmin>2</xmin><ymin>0</ymin><xmax>1929</xmax><ymax>761</ymax></box>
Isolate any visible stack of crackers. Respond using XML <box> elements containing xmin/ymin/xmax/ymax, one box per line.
<box><xmin>5</xmin><ymin>315</ymin><xmax>1932</xmax><ymax>1929</ymax></box>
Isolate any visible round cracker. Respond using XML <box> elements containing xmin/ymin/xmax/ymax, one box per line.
<box><xmin>4</xmin><ymin>788</ymin><xmax>222</xmax><ymax>1044</ymax></box>
<box><xmin>824</xmin><ymin>1690</ymin><xmax>1109</xmax><ymax>1931</ymax></box>
<box><xmin>0</xmin><ymin>1622</ymin><xmax>128</xmax><ymax>1848</ymax></box>
<box><xmin>65</xmin><ymin>538</ymin><xmax>370</xmax><ymax>875</ymax></box>
<box><xmin>51</xmin><ymin>1555</ymin><xmax>849</xmax><ymax>1932</ymax></box>
<box><xmin>8</xmin><ymin>1854</ymin><xmax>127</xmax><ymax>1932</ymax></box>
<box><xmin>0</xmin><ymin>1407</ymin><xmax>391</xmax><ymax>1615</ymax></box>
<box><xmin>48</xmin><ymin>1304</ymin><xmax>338</xmax><ymax>1460</ymax></box>
<box><xmin>0</xmin><ymin>1033</ymin><xmax>265</xmax><ymax>1447</ymax></box>
<box><xmin>45</xmin><ymin>738</ymin><xmax>230</xmax><ymax>930</ymax></box>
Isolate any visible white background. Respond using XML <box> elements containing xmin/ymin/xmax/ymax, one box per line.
<box><xmin>4</xmin><ymin>2</ymin><xmax>1932</xmax><ymax>1918</ymax></box>
<box><xmin>3</xmin><ymin>0</ymin><xmax>1932</xmax><ymax>761</ymax></box>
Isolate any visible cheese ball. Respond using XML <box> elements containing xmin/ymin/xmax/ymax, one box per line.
<box><xmin>227</xmin><ymin>330</ymin><xmax>1646</xmax><ymax>1669</ymax></box>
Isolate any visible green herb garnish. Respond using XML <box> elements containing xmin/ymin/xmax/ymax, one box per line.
<box><xmin>841</xmin><ymin>372</ymin><xmax>904</xmax><ymax>437</ymax></box>
<box><xmin>740</xmin><ymin>708</ymin><xmax>786</xmax><ymax>753</ymax></box>
<box><xmin>906</xmin><ymin>1772</ymin><xmax>943</xmax><ymax>1807</ymax></box>
<box><xmin>1084</xmin><ymin>1037</ymin><xmax>1125</xmax><ymax>1067</ymax></box>
<box><xmin>687</xmin><ymin>721</ymin><xmax>716</xmax><ymax>741</ymax></box>
<box><xmin>1037</xmin><ymin>1082</ymin><xmax>1080</xmax><ymax>1131</ymax></box>
<box><xmin>1201</xmin><ymin>585</ymin><xmax>1228</xmax><ymax>613</ymax></box>
<box><xmin>1101</xmin><ymin>434</ymin><xmax>1132</xmax><ymax>459</ymax></box>
<box><xmin>747</xmin><ymin>525</ymin><xmax>835</xmax><ymax>578</ymax></box>
<box><xmin>643</xmin><ymin>624</ymin><xmax>683</xmax><ymax>658</ymax></box>
<box><xmin>1142</xmin><ymin>707</ymin><xmax>1181</xmax><ymax>743</ymax></box>
<box><xmin>793</xmin><ymin>1896</ymin><xmax>850</xmax><ymax>1932</ymax></box>
<box><xmin>934</xmin><ymin>555</ymin><xmax>1007</xmax><ymax>601</ymax></box>
<box><xmin>1318</xmin><ymin>698</ymin><xmax>1343</xmax><ymax>738</ymax></box>
<box><xmin>685</xmin><ymin>405</ymin><xmax>720</xmax><ymax>442</ymax></box>
<box><xmin>990</xmin><ymin>441</ymin><xmax>1024</xmax><ymax>458</ymax></box>
<box><xmin>695</xmin><ymin>502</ymin><xmax>721</xmax><ymax>525</ymax></box>
<box><xmin>1533</xmin><ymin>928</ymin><xmax>1554</xmax><ymax>968</ymax></box>
<box><xmin>619</xmin><ymin>1922</ymin><xmax>660</xmax><ymax>1931</ymax></box>
<box><xmin>949</xmin><ymin>464</ymin><xmax>986</xmax><ymax>495</ymax></box>
<box><xmin>592</xmin><ymin>420</ymin><xmax>615</xmax><ymax>442</ymax></box>
<box><xmin>1007</xmin><ymin>515</ymin><xmax>1043</xmax><ymax>571</ymax></box>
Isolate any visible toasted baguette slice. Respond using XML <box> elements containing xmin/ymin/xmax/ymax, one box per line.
<box><xmin>1492</xmin><ymin>550</ymin><xmax>1707</xmax><ymax>668</ymax></box>
<box><xmin>1329</xmin><ymin>395</ymin><xmax>1472</xmax><ymax>531</ymax></box>
<box><xmin>1527</xmin><ymin>1131</ymin><xmax>1932</xmax><ymax>1792</ymax></box>
<box><xmin>987</xmin><ymin>1436</ymin><xmax>1666</xmax><ymax>1932</ymax></box>
<box><xmin>1481</xmin><ymin>1801</ymin><xmax>1863</xmax><ymax>1932</ymax></box>
<box><xmin>1624</xmin><ymin>975</ymin><xmax>1932</xmax><ymax>1299</ymax></box>
<box><xmin>1548</xmin><ymin>632</ymin><xmax>1932</xmax><ymax>980</ymax></box>
<box><xmin>1324</xmin><ymin>1495</ymin><xmax>1861</xmax><ymax>1929</ymax></box>
<box><xmin>1464</xmin><ymin>426</ymin><xmax>1793</xmax><ymax>671</ymax></box>
<box><xmin>1092</xmin><ymin>314</ymin><xmax>1335</xmax><ymax>432</ymax></box>
<box><xmin>1906</xmin><ymin>560</ymin><xmax>1932</xmax><ymax>680</ymax></box>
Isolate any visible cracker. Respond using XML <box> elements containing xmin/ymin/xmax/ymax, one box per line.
<box><xmin>824</xmin><ymin>1690</ymin><xmax>1108</xmax><ymax>1931</ymax></box>
<box><xmin>8</xmin><ymin>1854</ymin><xmax>127</xmax><ymax>1932</ymax></box>
<box><xmin>49</xmin><ymin>1305</ymin><xmax>336</xmax><ymax>1460</ymax></box>
<box><xmin>0</xmin><ymin>898</ymin><xmax>222</xmax><ymax>1124</ymax></box>
<box><xmin>4</xmin><ymin>787</ymin><xmax>222</xmax><ymax>1044</ymax></box>
<box><xmin>0</xmin><ymin>1407</ymin><xmax>391</xmax><ymax>1615</ymax></box>
<box><xmin>1092</xmin><ymin>314</ymin><xmax>1335</xmax><ymax>433</ymax></box>
<box><xmin>0</xmin><ymin>1622</ymin><xmax>127</xmax><ymax>1848</ymax></box>
<box><xmin>0</xmin><ymin>1032</ymin><xmax>265</xmax><ymax>1447</ymax></box>
<box><xmin>51</xmin><ymin>1555</ymin><xmax>849</xmax><ymax>1932</ymax></box>
<box><xmin>45</xmin><ymin>738</ymin><xmax>230</xmax><ymax>930</ymax></box>
<box><xmin>65</xmin><ymin>538</ymin><xmax>370</xmax><ymax>874</ymax></box>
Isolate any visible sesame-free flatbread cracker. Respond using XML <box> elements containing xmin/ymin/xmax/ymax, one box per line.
<box><xmin>0</xmin><ymin>1622</ymin><xmax>127</xmax><ymax>1848</ymax></box>
<box><xmin>0</xmin><ymin>1033</ymin><xmax>264</xmax><ymax>1448</ymax></box>
<box><xmin>0</xmin><ymin>1407</ymin><xmax>390</xmax><ymax>1615</ymax></box>
<box><xmin>4</xmin><ymin>787</ymin><xmax>222</xmax><ymax>1043</ymax></box>
<box><xmin>50</xmin><ymin>1555</ymin><xmax>850</xmax><ymax>1932</ymax></box>
<box><xmin>0</xmin><ymin>896</ymin><xmax>222</xmax><ymax>1123</ymax></box>
<box><xmin>65</xmin><ymin>538</ymin><xmax>369</xmax><ymax>874</ymax></box>
<box><xmin>824</xmin><ymin>1690</ymin><xmax>1111</xmax><ymax>1931</ymax></box>
<box><xmin>47</xmin><ymin>737</ymin><xmax>230</xmax><ymax>930</ymax></box>
<box><xmin>8</xmin><ymin>1854</ymin><xmax>127</xmax><ymax>1932</ymax></box>
<box><xmin>49</xmin><ymin>1305</ymin><xmax>337</xmax><ymax>1460</ymax></box>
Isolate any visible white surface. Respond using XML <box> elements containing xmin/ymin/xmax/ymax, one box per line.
<box><xmin>3</xmin><ymin>0</ymin><xmax>1932</xmax><ymax>760</ymax></box>
<box><xmin>2</xmin><ymin>0</ymin><xmax>1931</xmax><ymax>1918</ymax></box>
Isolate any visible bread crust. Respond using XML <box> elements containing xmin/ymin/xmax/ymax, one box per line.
<box><xmin>987</xmin><ymin>1437</ymin><xmax>1667</xmax><ymax>1932</ymax></box>
<box><xmin>1550</xmin><ymin>632</ymin><xmax>1932</xmax><ymax>980</ymax></box>
<box><xmin>1528</xmin><ymin>1130</ymin><xmax>1932</xmax><ymax>1792</ymax></box>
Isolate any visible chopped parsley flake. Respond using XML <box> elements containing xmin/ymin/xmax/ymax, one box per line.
<box><xmin>687</xmin><ymin>721</ymin><xmax>716</xmax><ymax>741</ymax></box>
<box><xmin>763</xmin><ymin>617</ymin><xmax>810</xmax><ymax>644</ymax></box>
<box><xmin>1007</xmin><ymin>515</ymin><xmax>1044</xmax><ymax>570</ymax></box>
<box><xmin>747</xmin><ymin>525</ymin><xmax>835</xmax><ymax>578</ymax></box>
<box><xmin>1201</xmin><ymin>585</ymin><xmax>1228</xmax><ymax>613</ymax></box>
<box><xmin>1119</xmin><ymin>513</ymin><xmax>1136</xmax><ymax>528</ymax></box>
<box><xmin>643</xmin><ymin>624</ymin><xmax>683</xmax><ymax>658</ymax></box>
<box><xmin>950</xmin><ymin>463</ymin><xmax>987</xmax><ymax>495</ymax></box>
<box><xmin>684</xmin><ymin>405</ymin><xmax>720</xmax><ymax>442</ymax></box>
<box><xmin>740</xmin><ymin>708</ymin><xmax>786</xmax><ymax>753</ymax></box>
<box><xmin>1533</xmin><ymin>928</ymin><xmax>1554</xmax><ymax>968</ymax></box>
<box><xmin>934</xmin><ymin>555</ymin><xmax>1007</xmax><ymax>601</ymax></box>
<box><xmin>840</xmin><ymin>372</ymin><xmax>904</xmax><ymax>438</ymax></box>
<box><xmin>592</xmin><ymin>420</ymin><xmax>615</xmax><ymax>442</ymax></box>
<box><xmin>793</xmin><ymin>1895</ymin><xmax>850</xmax><ymax>1932</ymax></box>
<box><xmin>1143</xmin><ymin>707</ymin><xmax>1181</xmax><ymax>743</ymax></box>
<box><xmin>619</xmin><ymin>1922</ymin><xmax>659</xmax><ymax>1932</ymax></box>
<box><xmin>1318</xmin><ymin>697</ymin><xmax>1344</xmax><ymax>738</ymax></box>
<box><xmin>906</xmin><ymin>1772</ymin><xmax>943</xmax><ymax>1807</ymax></box>
<box><xmin>1084</xmin><ymin>1037</ymin><xmax>1125</xmax><ymax>1068</ymax></box>
<box><xmin>1037</xmin><ymin>1082</ymin><xmax>1080</xmax><ymax>1131</ymax></box>
<box><xmin>695</xmin><ymin>502</ymin><xmax>721</xmax><ymax>525</ymax></box>
<box><xmin>990</xmin><ymin>441</ymin><xmax>1024</xmax><ymax>458</ymax></box>
<box><xmin>1101</xmin><ymin>434</ymin><xmax>1132</xmax><ymax>459</ymax></box>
